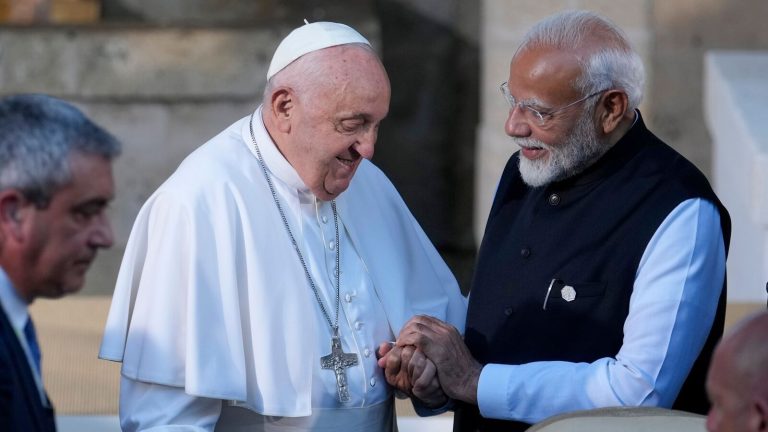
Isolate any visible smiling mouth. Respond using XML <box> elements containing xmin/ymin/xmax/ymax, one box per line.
<box><xmin>518</xmin><ymin>143</ymin><xmax>548</xmax><ymax>160</ymax></box>
<box><xmin>336</xmin><ymin>156</ymin><xmax>356</xmax><ymax>166</ymax></box>
<box><xmin>519</xmin><ymin>143</ymin><xmax>543</xmax><ymax>151</ymax></box>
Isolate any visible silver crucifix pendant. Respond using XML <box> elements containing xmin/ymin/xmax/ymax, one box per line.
<box><xmin>320</xmin><ymin>332</ymin><xmax>359</xmax><ymax>402</ymax></box>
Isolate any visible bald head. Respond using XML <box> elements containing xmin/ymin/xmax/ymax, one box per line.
<box><xmin>706</xmin><ymin>311</ymin><xmax>768</xmax><ymax>432</ymax></box>
<box><xmin>715</xmin><ymin>311</ymin><xmax>768</xmax><ymax>393</ymax></box>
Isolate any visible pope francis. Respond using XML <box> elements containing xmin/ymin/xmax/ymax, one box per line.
<box><xmin>99</xmin><ymin>21</ymin><xmax>467</xmax><ymax>431</ymax></box>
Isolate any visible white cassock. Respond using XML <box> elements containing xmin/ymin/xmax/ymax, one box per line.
<box><xmin>99</xmin><ymin>106</ymin><xmax>468</xmax><ymax>432</ymax></box>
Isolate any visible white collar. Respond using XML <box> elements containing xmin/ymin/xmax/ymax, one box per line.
<box><xmin>241</xmin><ymin>105</ymin><xmax>312</xmax><ymax>196</ymax></box>
<box><xmin>0</xmin><ymin>266</ymin><xmax>29</xmax><ymax>332</ymax></box>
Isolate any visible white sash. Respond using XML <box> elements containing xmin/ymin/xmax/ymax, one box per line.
<box><xmin>216</xmin><ymin>398</ymin><xmax>396</xmax><ymax>432</ymax></box>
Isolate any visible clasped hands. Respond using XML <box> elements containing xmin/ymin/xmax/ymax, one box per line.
<box><xmin>377</xmin><ymin>315</ymin><xmax>482</xmax><ymax>408</ymax></box>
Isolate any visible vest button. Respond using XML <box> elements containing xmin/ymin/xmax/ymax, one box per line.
<box><xmin>503</xmin><ymin>307</ymin><xmax>514</xmax><ymax>316</ymax></box>
<box><xmin>548</xmin><ymin>193</ymin><xmax>561</xmax><ymax>206</ymax></box>
<box><xmin>520</xmin><ymin>247</ymin><xmax>531</xmax><ymax>258</ymax></box>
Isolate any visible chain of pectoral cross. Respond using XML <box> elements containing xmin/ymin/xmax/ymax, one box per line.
<box><xmin>249</xmin><ymin>112</ymin><xmax>359</xmax><ymax>403</ymax></box>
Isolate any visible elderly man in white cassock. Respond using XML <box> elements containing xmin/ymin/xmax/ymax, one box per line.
<box><xmin>99</xmin><ymin>21</ymin><xmax>467</xmax><ymax>432</ymax></box>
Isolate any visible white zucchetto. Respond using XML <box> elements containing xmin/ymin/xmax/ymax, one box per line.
<box><xmin>266</xmin><ymin>21</ymin><xmax>371</xmax><ymax>80</ymax></box>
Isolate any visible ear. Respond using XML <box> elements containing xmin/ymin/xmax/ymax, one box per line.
<box><xmin>269</xmin><ymin>87</ymin><xmax>296</xmax><ymax>134</ymax></box>
<box><xmin>596</xmin><ymin>89</ymin><xmax>629</xmax><ymax>135</ymax></box>
<box><xmin>0</xmin><ymin>190</ymin><xmax>30</xmax><ymax>243</ymax></box>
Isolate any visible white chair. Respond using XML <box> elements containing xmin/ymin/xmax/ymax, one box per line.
<box><xmin>526</xmin><ymin>407</ymin><xmax>706</xmax><ymax>432</ymax></box>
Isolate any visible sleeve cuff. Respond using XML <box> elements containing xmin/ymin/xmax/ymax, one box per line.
<box><xmin>477</xmin><ymin>363</ymin><xmax>514</xmax><ymax>420</ymax></box>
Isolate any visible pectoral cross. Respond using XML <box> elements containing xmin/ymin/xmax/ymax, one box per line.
<box><xmin>320</xmin><ymin>332</ymin><xmax>359</xmax><ymax>403</ymax></box>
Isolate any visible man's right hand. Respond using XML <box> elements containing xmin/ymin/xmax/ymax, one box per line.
<box><xmin>378</xmin><ymin>342</ymin><xmax>415</xmax><ymax>396</ymax></box>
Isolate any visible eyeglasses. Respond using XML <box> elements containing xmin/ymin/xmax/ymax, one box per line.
<box><xmin>500</xmin><ymin>81</ymin><xmax>607</xmax><ymax>127</ymax></box>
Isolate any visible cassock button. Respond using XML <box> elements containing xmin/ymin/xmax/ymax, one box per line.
<box><xmin>520</xmin><ymin>247</ymin><xmax>531</xmax><ymax>258</ymax></box>
<box><xmin>548</xmin><ymin>193</ymin><xmax>561</xmax><ymax>206</ymax></box>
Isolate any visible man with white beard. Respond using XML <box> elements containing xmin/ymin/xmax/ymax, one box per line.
<box><xmin>380</xmin><ymin>10</ymin><xmax>731</xmax><ymax>431</ymax></box>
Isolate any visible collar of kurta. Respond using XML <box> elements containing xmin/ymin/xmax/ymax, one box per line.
<box><xmin>547</xmin><ymin>109</ymin><xmax>648</xmax><ymax>190</ymax></box>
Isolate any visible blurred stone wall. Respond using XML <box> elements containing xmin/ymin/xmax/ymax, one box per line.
<box><xmin>0</xmin><ymin>1</ymin><xmax>379</xmax><ymax>296</ymax></box>
<box><xmin>651</xmin><ymin>1</ymin><xmax>768</xmax><ymax>171</ymax></box>
<box><xmin>0</xmin><ymin>0</ymin><xmax>479</xmax><ymax>295</ymax></box>
<box><xmin>374</xmin><ymin>0</ymin><xmax>479</xmax><ymax>292</ymax></box>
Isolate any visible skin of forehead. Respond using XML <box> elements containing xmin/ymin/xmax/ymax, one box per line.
<box><xmin>509</xmin><ymin>46</ymin><xmax>583</xmax><ymax>107</ymax></box>
<box><xmin>511</xmin><ymin>24</ymin><xmax>628</xmax><ymax>100</ymax></box>
<box><xmin>309</xmin><ymin>45</ymin><xmax>389</xmax><ymax>103</ymax></box>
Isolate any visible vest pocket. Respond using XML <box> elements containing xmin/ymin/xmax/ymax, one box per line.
<box><xmin>547</xmin><ymin>280</ymin><xmax>606</xmax><ymax>305</ymax></box>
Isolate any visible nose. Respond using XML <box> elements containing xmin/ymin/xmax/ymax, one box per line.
<box><xmin>504</xmin><ymin>106</ymin><xmax>533</xmax><ymax>138</ymax></box>
<box><xmin>89</xmin><ymin>216</ymin><xmax>115</xmax><ymax>249</ymax></box>
<box><xmin>355</xmin><ymin>127</ymin><xmax>377</xmax><ymax>160</ymax></box>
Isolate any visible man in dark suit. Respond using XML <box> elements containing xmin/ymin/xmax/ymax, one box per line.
<box><xmin>0</xmin><ymin>94</ymin><xmax>120</xmax><ymax>431</ymax></box>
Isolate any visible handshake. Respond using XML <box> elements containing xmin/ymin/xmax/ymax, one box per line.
<box><xmin>376</xmin><ymin>315</ymin><xmax>483</xmax><ymax>408</ymax></box>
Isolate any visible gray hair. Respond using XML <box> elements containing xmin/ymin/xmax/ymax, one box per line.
<box><xmin>262</xmin><ymin>43</ymin><xmax>376</xmax><ymax>110</ymax></box>
<box><xmin>0</xmin><ymin>94</ymin><xmax>121</xmax><ymax>207</ymax></box>
<box><xmin>518</xmin><ymin>10</ymin><xmax>645</xmax><ymax>110</ymax></box>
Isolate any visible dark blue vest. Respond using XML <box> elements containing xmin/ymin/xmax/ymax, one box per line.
<box><xmin>455</xmin><ymin>114</ymin><xmax>731</xmax><ymax>431</ymax></box>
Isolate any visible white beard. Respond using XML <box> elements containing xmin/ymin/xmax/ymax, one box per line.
<box><xmin>516</xmin><ymin>111</ymin><xmax>608</xmax><ymax>187</ymax></box>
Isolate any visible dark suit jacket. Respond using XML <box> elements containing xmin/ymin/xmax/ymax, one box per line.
<box><xmin>0</xmin><ymin>305</ymin><xmax>56</xmax><ymax>431</ymax></box>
